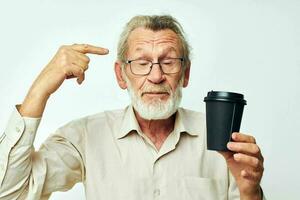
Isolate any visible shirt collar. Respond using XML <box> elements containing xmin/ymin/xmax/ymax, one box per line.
<box><xmin>117</xmin><ymin>105</ymin><xmax>203</xmax><ymax>139</ymax></box>
<box><xmin>175</xmin><ymin>107</ymin><xmax>204</xmax><ymax>136</ymax></box>
<box><xmin>118</xmin><ymin>105</ymin><xmax>141</xmax><ymax>139</ymax></box>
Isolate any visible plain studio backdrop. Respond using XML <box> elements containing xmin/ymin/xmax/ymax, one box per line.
<box><xmin>0</xmin><ymin>0</ymin><xmax>299</xmax><ymax>199</ymax></box>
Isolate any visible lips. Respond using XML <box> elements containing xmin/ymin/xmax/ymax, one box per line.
<box><xmin>142</xmin><ymin>92</ymin><xmax>169</xmax><ymax>96</ymax></box>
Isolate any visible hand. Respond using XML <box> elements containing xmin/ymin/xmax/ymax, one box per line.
<box><xmin>218</xmin><ymin>132</ymin><xmax>264</xmax><ymax>200</ymax></box>
<box><xmin>30</xmin><ymin>43</ymin><xmax>109</xmax><ymax>97</ymax></box>
<box><xmin>19</xmin><ymin>44</ymin><xmax>109</xmax><ymax>117</ymax></box>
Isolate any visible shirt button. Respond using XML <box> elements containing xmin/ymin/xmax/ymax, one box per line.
<box><xmin>154</xmin><ymin>189</ymin><xmax>160</xmax><ymax>197</ymax></box>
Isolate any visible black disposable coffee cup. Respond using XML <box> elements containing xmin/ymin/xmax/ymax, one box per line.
<box><xmin>204</xmin><ymin>91</ymin><xmax>247</xmax><ymax>151</ymax></box>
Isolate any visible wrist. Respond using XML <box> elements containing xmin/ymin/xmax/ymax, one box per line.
<box><xmin>240</xmin><ymin>186</ymin><xmax>262</xmax><ymax>200</ymax></box>
<box><xmin>19</xmin><ymin>89</ymin><xmax>50</xmax><ymax>118</ymax></box>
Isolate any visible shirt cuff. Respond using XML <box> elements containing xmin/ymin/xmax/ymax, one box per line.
<box><xmin>3</xmin><ymin>105</ymin><xmax>41</xmax><ymax>147</ymax></box>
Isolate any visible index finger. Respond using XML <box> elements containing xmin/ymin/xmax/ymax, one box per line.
<box><xmin>71</xmin><ymin>43</ymin><xmax>109</xmax><ymax>55</ymax></box>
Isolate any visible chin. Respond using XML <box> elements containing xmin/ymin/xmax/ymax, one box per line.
<box><xmin>133</xmin><ymin>99</ymin><xmax>179</xmax><ymax>120</ymax></box>
<box><xmin>137</xmin><ymin>108</ymin><xmax>177</xmax><ymax>120</ymax></box>
<box><xmin>142</xmin><ymin>95</ymin><xmax>170</xmax><ymax>103</ymax></box>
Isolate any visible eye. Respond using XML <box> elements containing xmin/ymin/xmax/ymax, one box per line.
<box><xmin>161</xmin><ymin>59</ymin><xmax>174</xmax><ymax>65</ymax></box>
<box><xmin>136</xmin><ymin>60</ymin><xmax>150</xmax><ymax>66</ymax></box>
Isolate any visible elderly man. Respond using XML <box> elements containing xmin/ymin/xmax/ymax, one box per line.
<box><xmin>0</xmin><ymin>15</ymin><xmax>265</xmax><ymax>199</ymax></box>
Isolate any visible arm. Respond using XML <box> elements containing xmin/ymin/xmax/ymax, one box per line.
<box><xmin>0</xmin><ymin>107</ymin><xmax>85</xmax><ymax>199</ymax></box>
<box><xmin>0</xmin><ymin>44</ymin><xmax>108</xmax><ymax>199</ymax></box>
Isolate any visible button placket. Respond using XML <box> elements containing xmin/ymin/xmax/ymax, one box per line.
<box><xmin>153</xmin><ymin>160</ymin><xmax>163</xmax><ymax>199</ymax></box>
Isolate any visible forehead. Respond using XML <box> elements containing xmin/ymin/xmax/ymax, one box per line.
<box><xmin>127</xmin><ymin>27</ymin><xmax>181</xmax><ymax>53</ymax></box>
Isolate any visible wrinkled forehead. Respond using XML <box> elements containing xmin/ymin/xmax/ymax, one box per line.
<box><xmin>127</xmin><ymin>27</ymin><xmax>182</xmax><ymax>56</ymax></box>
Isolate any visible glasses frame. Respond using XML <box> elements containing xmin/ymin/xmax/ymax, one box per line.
<box><xmin>125</xmin><ymin>57</ymin><xmax>184</xmax><ymax>76</ymax></box>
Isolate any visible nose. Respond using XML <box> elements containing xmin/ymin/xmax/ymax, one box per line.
<box><xmin>147</xmin><ymin>63</ymin><xmax>165</xmax><ymax>84</ymax></box>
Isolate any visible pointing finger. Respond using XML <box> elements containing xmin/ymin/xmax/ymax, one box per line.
<box><xmin>71</xmin><ymin>43</ymin><xmax>109</xmax><ymax>55</ymax></box>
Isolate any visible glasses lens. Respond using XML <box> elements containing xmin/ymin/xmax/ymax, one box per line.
<box><xmin>128</xmin><ymin>58</ymin><xmax>182</xmax><ymax>75</ymax></box>
<box><xmin>130</xmin><ymin>60</ymin><xmax>151</xmax><ymax>75</ymax></box>
<box><xmin>161</xmin><ymin>58</ymin><xmax>182</xmax><ymax>74</ymax></box>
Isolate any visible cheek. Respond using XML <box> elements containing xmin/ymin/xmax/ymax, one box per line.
<box><xmin>127</xmin><ymin>76</ymin><xmax>147</xmax><ymax>91</ymax></box>
<box><xmin>168</xmin><ymin>76</ymin><xmax>182</xmax><ymax>91</ymax></box>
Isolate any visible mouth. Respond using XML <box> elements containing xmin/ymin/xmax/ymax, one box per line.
<box><xmin>142</xmin><ymin>92</ymin><xmax>169</xmax><ymax>97</ymax></box>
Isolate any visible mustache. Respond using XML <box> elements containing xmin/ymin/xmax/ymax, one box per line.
<box><xmin>140</xmin><ymin>84</ymin><xmax>172</xmax><ymax>96</ymax></box>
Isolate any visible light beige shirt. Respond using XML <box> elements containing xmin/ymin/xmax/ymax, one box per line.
<box><xmin>0</xmin><ymin>105</ymin><xmax>263</xmax><ymax>200</ymax></box>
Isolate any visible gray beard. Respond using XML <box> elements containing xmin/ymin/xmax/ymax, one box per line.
<box><xmin>126</xmin><ymin>79</ymin><xmax>183</xmax><ymax>120</ymax></box>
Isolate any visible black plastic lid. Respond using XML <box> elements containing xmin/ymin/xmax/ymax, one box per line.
<box><xmin>204</xmin><ymin>90</ymin><xmax>247</xmax><ymax>105</ymax></box>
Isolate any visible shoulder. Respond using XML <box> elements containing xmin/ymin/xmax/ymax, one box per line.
<box><xmin>53</xmin><ymin>107</ymin><xmax>126</xmax><ymax>140</ymax></box>
<box><xmin>62</xmin><ymin>108</ymin><xmax>126</xmax><ymax>129</ymax></box>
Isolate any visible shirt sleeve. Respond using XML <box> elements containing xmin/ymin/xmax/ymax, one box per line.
<box><xmin>0</xmin><ymin>105</ymin><xmax>85</xmax><ymax>200</ymax></box>
<box><xmin>228</xmin><ymin>170</ymin><xmax>240</xmax><ymax>199</ymax></box>
<box><xmin>0</xmin><ymin>105</ymin><xmax>41</xmax><ymax>186</ymax></box>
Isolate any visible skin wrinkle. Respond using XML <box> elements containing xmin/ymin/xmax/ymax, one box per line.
<box><xmin>126</xmin><ymin>28</ymin><xmax>183</xmax><ymax>100</ymax></box>
<box><xmin>127</xmin><ymin>28</ymin><xmax>181</xmax><ymax>63</ymax></box>
<box><xmin>131</xmin><ymin>47</ymin><xmax>178</xmax><ymax>61</ymax></box>
<box><xmin>121</xmin><ymin>28</ymin><xmax>187</xmax><ymax>150</ymax></box>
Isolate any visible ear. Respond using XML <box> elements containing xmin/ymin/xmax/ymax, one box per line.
<box><xmin>183</xmin><ymin>62</ymin><xmax>191</xmax><ymax>88</ymax></box>
<box><xmin>114</xmin><ymin>61</ymin><xmax>127</xmax><ymax>89</ymax></box>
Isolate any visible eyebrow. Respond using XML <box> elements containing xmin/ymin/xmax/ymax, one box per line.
<box><xmin>132</xmin><ymin>47</ymin><xmax>179</xmax><ymax>60</ymax></box>
<box><xmin>134</xmin><ymin>46</ymin><xmax>177</xmax><ymax>52</ymax></box>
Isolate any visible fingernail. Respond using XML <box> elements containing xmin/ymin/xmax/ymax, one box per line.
<box><xmin>233</xmin><ymin>153</ymin><xmax>240</xmax><ymax>159</ymax></box>
<box><xmin>232</xmin><ymin>132</ymin><xmax>237</xmax><ymax>138</ymax></box>
<box><xmin>227</xmin><ymin>142</ymin><xmax>233</xmax><ymax>149</ymax></box>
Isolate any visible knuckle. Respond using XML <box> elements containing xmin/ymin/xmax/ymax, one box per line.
<box><xmin>60</xmin><ymin>55</ymin><xmax>69</xmax><ymax>66</ymax></box>
<box><xmin>251</xmin><ymin>136</ymin><xmax>256</xmax><ymax>144</ymax></box>
<box><xmin>59</xmin><ymin>48</ymin><xmax>68</xmax><ymax>56</ymax></box>
<box><xmin>85</xmin><ymin>56</ymin><xmax>90</xmax><ymax>63</ymax></box>
<box><xmin>83</xmin><ymin>44</ymin><xmax>89</xmax><ymax>49</ymax></box>
<box><xmin>253</xmin><ymin>158</ymin><xmax>260</xmax><ymax>168</ymax></box>
<box><xmin>59</xmin><ymin>45</ymin><xmax>68</xmax><ymax>52</ymax></box>
<box><xmin>63</xmin><ymin>69</ymin><xmax>71</xmax><ymax>76</ymax></box>
<box><xmin>252</xmin><ymin>145</ymin><xmax>260</xmax><ymax>154</ymax></box>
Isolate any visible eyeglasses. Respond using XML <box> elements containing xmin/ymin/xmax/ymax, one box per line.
<box><xmin>125</xmin><ymin>57</ymin><xmax>184</xmax><ymax>76</ymax></box>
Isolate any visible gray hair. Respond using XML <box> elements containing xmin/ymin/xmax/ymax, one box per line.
<box><xmin>117</xmin><ymin>15</ymin><xmax>191</xmax><ymax>69</ymax></box>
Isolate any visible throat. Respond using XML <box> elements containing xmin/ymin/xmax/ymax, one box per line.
<box><xmin>143</xmin><ymin>129</ymin><xmax>172</xmax><ymax>151</ymax></box>
<box><xmin>133</xmin><ymin>109</ymin><xmax>176</xmax><ymax>151</ymax></box>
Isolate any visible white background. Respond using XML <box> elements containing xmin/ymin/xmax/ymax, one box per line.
<box><xmin>0</xmin><ymin>0</ymin><xmax>299</xmax><ymax>199</ymax></box>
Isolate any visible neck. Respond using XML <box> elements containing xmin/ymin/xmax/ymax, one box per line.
<box><xmin>133</xmin><ymin>108</ymin><xmax>176</xmax><ymax>150</ymax></box>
